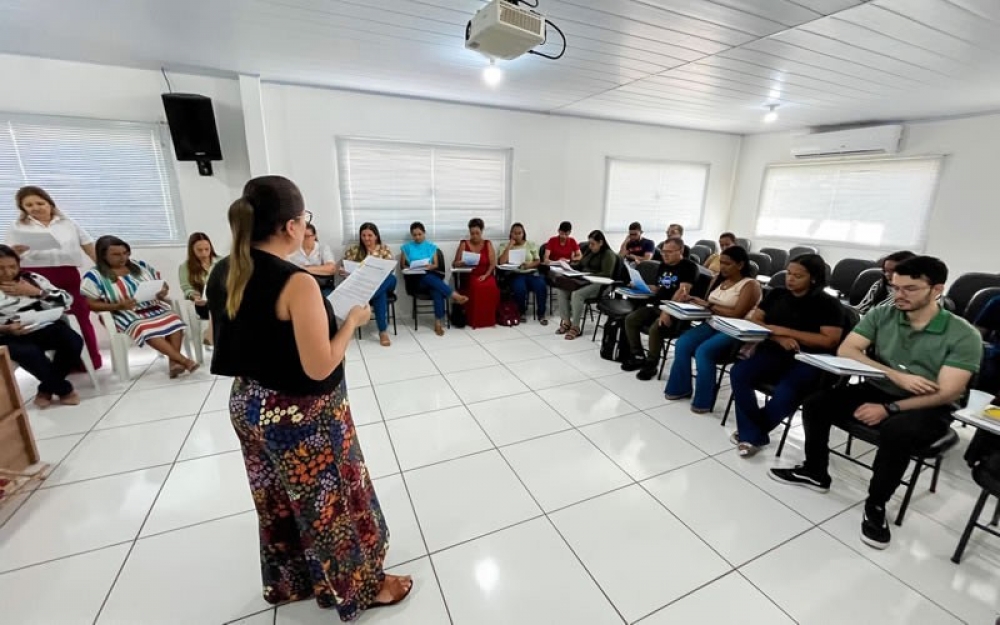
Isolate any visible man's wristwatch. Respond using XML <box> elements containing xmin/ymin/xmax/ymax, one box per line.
<box><xmin>884</xmin><ymin>402</ymin><xmax>901</xmax><ymax>415</ymax></box>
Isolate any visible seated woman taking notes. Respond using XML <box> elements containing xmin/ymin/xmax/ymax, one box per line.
<box><xmin>81</xmin><ymin>235</ymin><xmax>194</xmax><ymax>378</ymax></box>
<box><xmin>399</xmin><ymin>221</ymin><xmax>467</xmax><ymax>336</ymax></box>
<box><xmin>454</xmin><ymin>218</ymin><xmax>500</xmax><ymax>329</ymax></box>
<box><xmin>554</xmin><ymin>230</ymin><xmax>616</xmax><ymax>340</ymax></box>
<box><xmin>0</xmin><ymin>245</ymin><xmax>84</xmax><ymax>408</ymax></box>
<box><xmin>499</xmin><ymin>222</ymin><xmax>547</xmax><ymax>325</ymax></box>
<box><xmin>342</xmin><ymin>222</ymin><xmax>396</xmax><ymax>347</ymax></box>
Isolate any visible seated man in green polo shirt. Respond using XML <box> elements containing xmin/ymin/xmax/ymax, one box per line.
<box><xmin>770</xmin><ymin>256</ymin><xmax>982</xmax><ymax>550</ymax></box>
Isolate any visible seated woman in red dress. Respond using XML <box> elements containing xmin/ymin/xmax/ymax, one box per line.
<box><xmin>453</xmin><ymin>218</ymin><xmax>500</xmax><ymax>329</ymax></box>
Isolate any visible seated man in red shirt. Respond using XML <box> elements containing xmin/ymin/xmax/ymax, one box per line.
<box><xmin>544</xmin><ymin>221</ymin><xmax>583</xmax><ymax>264</ymax></box>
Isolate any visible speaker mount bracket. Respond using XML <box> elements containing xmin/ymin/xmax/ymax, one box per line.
<box><xmin>196</xmin><ymin>160</ymin><xmax>214</xmax><ymax>176</ymax></box>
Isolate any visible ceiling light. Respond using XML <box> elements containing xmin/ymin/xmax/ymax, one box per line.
<box><xmin>763</xmin><ymin>104</ymin><xmax>779</xmax><ymax>123</ymax></box>
<box><xmin>483</xmin><ymin>59</ymin><xmax>503</xmax><ymax>87</ymax></box>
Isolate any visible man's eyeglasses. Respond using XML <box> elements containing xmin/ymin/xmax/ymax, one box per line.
<box><xmin>888</xmin><ymin>284</ymin><xmax>930</xmax><ymax>295</ymax></box>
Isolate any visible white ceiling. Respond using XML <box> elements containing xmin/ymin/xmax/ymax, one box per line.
<box><xmin>2</xmin><ymin>0</ymin><xmax>1000</xmax><ymax>133</ymax></box>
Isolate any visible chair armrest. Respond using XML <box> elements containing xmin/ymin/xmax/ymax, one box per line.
<box><xmin>98</xmin><ymin>311</ymin><xmax>119</xmax><ymax>334</ymax></box>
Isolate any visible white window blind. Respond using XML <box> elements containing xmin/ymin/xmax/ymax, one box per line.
<box><xmin>755</xmin><ymin>157</ymin><xmax>942</xmax><ymax>249</ymax></box>
<box><xmin>0</xmin><ymin>113</ymin><xmax>184</xmax><ymax>245</ymax></box>
<box><xmin>336</xmin><ymin>138</ymin><xmax>511</xmax><ymax>242</ymax></box>
<box><xmin>604</xmin><ymin>158</ymin><xmax>709</xmax><ymax>234</ymax></box>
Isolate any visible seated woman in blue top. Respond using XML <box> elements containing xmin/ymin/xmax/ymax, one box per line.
<box><xmin>664</xmin><ymin>245</ymin><xmax>762</xmax><ymax>413</ymax></box>
<box><xmin>729</xmin><ymin>254</ymin><xmax>844</xmax><ymax>457</ymax></box>
<box><xmin>399</xmin><ymin>221</ymin><xmax>468</xmax><ymax>336</ymax></box>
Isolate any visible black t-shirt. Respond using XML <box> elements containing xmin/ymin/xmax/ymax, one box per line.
<box><xmin>760</xmin><ymin>288</ymin><xmax>842</xmax><ymax>354</ymax></box>
<box><xmin>654</xmin><ymin>258</ymin><xmax>699</xmax><ymax>302</ymax></box>
<box><xmin>625</xmin><ymin>237</ymin><xmax>655</xmax><ymax>258</ymax></box>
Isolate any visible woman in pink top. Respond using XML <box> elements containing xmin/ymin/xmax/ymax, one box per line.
<box><xmin>6</xmin><ymin>186</ymin><xmax>101</xmax><ymax>369</ymax></box>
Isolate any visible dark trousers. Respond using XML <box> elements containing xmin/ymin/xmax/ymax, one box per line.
<box><xmin>624</xmin><ymin>306</ymin><xmax>680</xmax><ymax>363</ymax></box>
<box><xmin>509</xmin><ymin>273</ymin><xmax>547</xmax><ymax>318</ymax></box>
<box><xmin>1</xmin><ymin>321</ymin><xmax>83</xmax><ymax>396</ymax></box>
<box><xmin>802</xmin><ymin>383</ymin><xmax>952</xmax><ymax>507</ymax></box>
<box><xmin>730</xmin><ymin>346</ymin><xmax>824</xmax><ymax>446</ymax></box>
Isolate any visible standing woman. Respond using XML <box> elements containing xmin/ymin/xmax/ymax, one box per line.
<box><xmin>178</xmin><ymin>232</ymin><xmax>219</xmax><ymax>345</ymax></box>
<box><xmin>207</xmin><ymin>176</ymin><xmax>411</xmax><ymax>621</ymax></box>
<box><xmin>342</xmin><ymin>222</ymin><xmax>396</xmax><ymax>347</ymax></box>
<box><xmin>453</xmin><ymin>217</ymin><xmax>501</xmax><ymax>328</ymax></box>
<box><xmin>6</xmin><ymin>186</ymin><xmax>101</xmax><ymax>369</ymax></box>
<box><xmin>498</xmin><ymin>222</ymin><xmax>547</xmax><ymax>324</ymax></box>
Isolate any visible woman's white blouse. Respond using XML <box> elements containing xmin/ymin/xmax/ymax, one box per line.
<box><xmin>5</xmin><ymin>216</ymin><xmax>94</xmax><ymax>268</ymax></box>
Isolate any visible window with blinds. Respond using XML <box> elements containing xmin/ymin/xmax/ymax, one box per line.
<box><xmin>0</xmin><ymin>113</ymin><xmax>184</xmax><ymax>245</ymax></box>
<box><xmin>604</xmin><ymin>158</ymin><xmax>709</xmax><ymax>234</ymax></box>
<box><xmin>336</xmin><ymin>138</ymin><xmax>511</xmax><ymax>243</ymax></box>
<box><xmin>755</xmin><ymin>157</ymin><xmax>942</xmax><ymax>249</ymax></box>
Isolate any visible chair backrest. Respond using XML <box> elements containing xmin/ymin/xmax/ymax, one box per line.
<box><xmin>965</xmin><ymin>286</ymin><xmax>1000</xmax><ymax>326</ymax></box>
<box><xmin>694</xmin><ymin>239</ymin><xmax>717</xmax><ymax>253</ymax></box>
<box><xmin>830</xmin><ymin>258</ymin><xmax>878</xmax><ymax>296</ymax></box>
<box><xmin>760</xmin><ymin>247</ymin><xmax>789</xmax><ymax>270</ymax></box>
<box><xmin>788</xmin><ymin>245</ymin><xmax>818</xmax><ymax>259</ymax></box>
<box><xmin>946</xmin><ymin>272</ymin><xmax>1000</xmax><ymax>321</ymax></box>
<box><xmin>635</xmin><ymin>260</ymin><xmax>661</xmax><ymax>285</ymax></box>
<box><xmin>691</xmin><ymin>267</ymin><xmax>714</xmax><ymax>299</ymax></box>
<box><xmin>768</xmin><ymin>270</ymin><xmax>787</xmax><ymax>290</ymax></box>
<box><xmin>839</xmin><ymin>303</ymin><xmax>862</xmax><ymax>341</ymax></box>
<box><xmin>848</xmin><ymin>267</ymin><xmax>884</xmax><ymax>305</ymax></box>
<box><xmin>538</xmin><ymin>242</ymin><xmax>547</xmax><ymax>259</ymax></box>
<box><xmin>748</xmin><ymin>260</ymin><xmax>760</xmax><ymax>278</ymax></box>
<box><xmin>748</xmin><ymin>252</ymin><xmax>772</xmax><ymax>277</ymax></box>
<box><xmin>689</xmin><ymin>244</ymin><xmax>712</xmax><ymax>265</ymax></box>
<box><xmin>736</xmin><ymin>237</ymin><xmax>751</xmax><ymax>251</ymax></box>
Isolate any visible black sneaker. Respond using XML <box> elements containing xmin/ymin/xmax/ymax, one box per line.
<box><xmin>768</xmin><ymin>465</ymin><xmax>831</xmax><ymax>493</ymax></box>
<box><xmin>636</xmin><ymin>363</ymin><xmax>658</xmax><ymax>381</ymax></box>
<box><xmin>620</xmin><ymin>356</ymin><xmax>645</xmax><ymax>372</ymax></box>
<box><xmin>861</xmin><ymin>503</ymin><xmax>891</xmax><ymax>550</ymax></box>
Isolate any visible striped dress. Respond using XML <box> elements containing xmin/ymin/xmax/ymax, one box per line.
<box><xmin>80</xmin><ymin>260</ymin><xmax>186</xmax><ymax>346</ymax></box>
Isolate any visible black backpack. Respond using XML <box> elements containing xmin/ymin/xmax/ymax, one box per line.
<box><xmin>449</xmin><ymin>303</ymin><xmax>467</xmax><ymax>329</ymax></box>
<box><xmin>599</xmin><ymin>316</ymin><xmax>629</xmax><ymax>362</ymax></box>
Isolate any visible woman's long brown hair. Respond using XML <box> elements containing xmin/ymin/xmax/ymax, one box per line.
<box><xmin>185</xmin><ymin>232</ymin><xmax>218</xmax><ymax>295</ymax></box>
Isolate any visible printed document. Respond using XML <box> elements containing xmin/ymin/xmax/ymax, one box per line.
<box><xmin>329</xmin><ymin>257</ymin><xmax>396</xmax><ymax>320</ymax></box>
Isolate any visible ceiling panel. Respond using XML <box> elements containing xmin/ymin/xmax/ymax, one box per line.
<box><xmin>0</xmin><ymin>0</ymin><xmax>998</xmax><ymax>133</ymax></box>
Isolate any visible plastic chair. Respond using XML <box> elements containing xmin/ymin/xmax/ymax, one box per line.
<box><xmin>174</xmin><ymin>299</ymin><xmax>206</xmax><ymax>366</ymax></box>
<box><xmin>946</xmin><ymin>273</ymin><xmax>1000</xmax><ymax>322</ymax></box>
<box><xmin>402</xmin><ymin>249</ymin><xmax>449</xmax><ymax>330</ymax></box>
<box><xmin>788</xmin><ymin>245</ymin><xmax>818</xmax><ymax>260</ymax></box>
<box><xmin>966</xmin><ymin>287</ymin><xmax>1000</xmax><ymax>327</ymax></box>
<box><xmin>952</xmin><ymin>453</ymin><xmax>1000</xmax><ymax>563</ymax></box>
<box><xmin>99</xmin><ymin>304</ymin><xmax>195</xmax><ymax>382</ymax></box>
<box><xmin>748</xmin><ymin>252</ymin><xmax>772</xmax><ymax>278</ymax></box>
<box><xmin>848</xmin><ymin>267</ymin><xmax>884</xmax><ymax>306</ymax></box>
<box><xmin>760</xmin><ymin>247</ymin><xmax>789</xmax><ymax>271</ymax></box>
<box><xmin>767</xmin><ymin>271</ymin><xmax>787</xmax><ymax>290</ymax></box>
<box><xmin>736</xmin><ymin>237</ymin><xmax>751</xmax><ymax>251</ymax></box>
<box><xmin>689</xmin><ymin>245</ymin><xmax>712</xmax><ymax>265</ymax></box>
<box><xmin>694</xmin><ymin>239</ymin><xmax>717</xmax><ymax>253</ymax></box>
<box><xmin>830</xmin><ymin>258</ymin><xmax>877</xmax><ymax>298</ymax></box>
<box><xmin>12</xmin><ymin>315</ymin><xmax>101</xmax><ymax>392</ymax></box>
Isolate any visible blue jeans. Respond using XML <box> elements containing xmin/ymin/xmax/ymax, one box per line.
<box><xmin>370</xmin><ymin>273</ymin><xmax>397</xmax><ymax>332</ymax></box>
<box><xmin>510</xmin><ymin>273</ymin><xmax>547</xmax><ymax>318</ymax></box>
<box><xmin>730</xmin><ymin>346</ymin><xmax>824</xmax><ymax>446</ymax></box>
<box><xmin>419</xmin><ymin>273</ymin><xmax>453</xmax><ymax>319</ymax></box>
<box><xmin>664</xmin><ymin>322</ymin><xmax>738</xmax><ymax>410</ymax></box>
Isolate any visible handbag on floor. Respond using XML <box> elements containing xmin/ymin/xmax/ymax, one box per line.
<box><xmin>496</xmin><ymin>300</ymin><xmax>520</xmax><ymax>326</ymax></box>
<box><xmin>599</xmin><ymin>316</ymin><xmax>629</xmax><ymax>362</ymax></box>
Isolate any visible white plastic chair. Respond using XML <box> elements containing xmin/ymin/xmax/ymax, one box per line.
<box><xmin>173</xmin><ymin>299</ymin><xmax>206</xmax><ymax>366</ymax></box>
<box><xmin>10</xmin><ymin>314</ymin><xmax>100</xmax><ymax>392</ymax></box>
<box><xmin>99</xmin><ymin>303</ymin><xmax>198</xmax><ymax>383</ymax></box>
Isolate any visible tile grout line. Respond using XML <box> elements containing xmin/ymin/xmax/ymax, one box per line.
<box><xmin>89</xmin><ymin>375</ymin><xmax>216</xmax><ymax>625</ymax></box>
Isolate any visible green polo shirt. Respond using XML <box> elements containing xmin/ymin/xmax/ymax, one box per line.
<box><xmin>853</xmin><ymin>304</ymin><xmax>982</xmax><ymax>397</ymax></box>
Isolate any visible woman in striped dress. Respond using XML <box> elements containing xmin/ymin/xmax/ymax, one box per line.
<box><xmin>81</xmin><ymin>235</ymin><xmax>196</xmax><ymax>377</ymax></box>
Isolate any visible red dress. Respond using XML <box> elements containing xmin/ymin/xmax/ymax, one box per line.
<box><xmin>459</xmin><ymin>240</ymin><xmax>501</xmax><ymax>328</ymax></box>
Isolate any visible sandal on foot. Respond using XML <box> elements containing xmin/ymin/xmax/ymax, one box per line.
<box><xmin>691</xmin><ymin>406</ymin><xmax>712</xmax><ymax>415</ymax></box>
<box><xmin>737</xmin><ymin>442</ymin><xmax>760</xmax><ymax>457</ymax></box>
<box><xmin>370</xmin><ymin>575</ymin><xmax>413</xmax><ymax>610</ymax></box>
<box><xmin>59</xmin><ymin>391</ymin><xmax>81</xmax><ymax>406</ymax></box>
<box><xmin>33</xmin><ymin>393</ymin><xmax>53</xmax><ymax>409</ymax></box>
<box><xmin>379</xmin><ymin>333</ymin><xmax>391</xmax><ymax>347</ymax></box>
<box><xmin>564</xmin><ymin>326</ymin><xmax>582</xmax><ymax>340</ymax></box>
<box><xmin>555</xmin><ymin>321</ymin><xmax>571</xmax><ymax>335</ymax></box>
<box><xmin>169</xmin><ymin>364</ymin><xmax>184</xmax><ymax>379</ymax></box>
<box><xmin>539</xmin><ymin>318</ymin><xmax>549</xmax><ymax>326</ymax></box>
<box><xmin>434</xmin><ymin>321</ymin><xmax>445</xmax><ymax>336</ymax></box>
<box><xmin>729</xmin><ymin>431</ymin><xmax>740</xmax><ymax>446</ymax></box>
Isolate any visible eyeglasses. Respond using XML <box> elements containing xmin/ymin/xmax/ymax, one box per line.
<box><xmin>888</xmin><ymin>284</ymin><xmax>930</xmax><ymax>295</ymax></box>
<box><xmin>302</xmin><ymin>210</ymin><xmax>313</xmax><ymax>224</ymax></box>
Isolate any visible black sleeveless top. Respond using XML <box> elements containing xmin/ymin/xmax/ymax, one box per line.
<box><xmin>207</xmin><ymin>248</ymin><xmax>343</xmax><ymax>395</ymax></box>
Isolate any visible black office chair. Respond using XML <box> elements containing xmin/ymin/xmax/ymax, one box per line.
<box><xmin>767</xmin><ymin>271</ymin><xmax>787</xmax><ymax>290</ymax></box>
<box><xmin>635</xmin><ymin>260</ymin><xmax>661</xmax><ymax>285</ymax></box>
<box><xmin>848</xmin><ymin>267</ymin><xmax>884</xmax><ymax>306</ymax></box>
<box><xmin>760</xmin><ymin>247</ymin><xmax>789</xmax><ymax>271</ymax></box>
<box><xmin>537</xmin><ymin>242</ymin><xmax>557</xmax><ymax>315</ymax></box>
<box><xmin>695</xmin><ymin>239</ymin><xmax>717</xmax><ymax>253</ymax></box>
<box><xmin>689</xmin><ymin>245</ymin><xmax>712</xmax><ymax>265</ymax></box>
<box><xmin>830</xmin><ymin>258</ymin><xmax>877</xmax><ymax>298</ymax></box>
<box><xmin>946</xmin><ymin>273</ymin><xmax>1000</xmax><ymax>322</ymax></box>
<box><xmin>788</xmin><ymin>245</ymin><xmax>818</xmax><ymax>259</ymax></box>
<box><xmin>748</xmin><ymin>252</ymin><xmax>773</xmax><ymax>277</ymax></box>
<box><xmin>952</xmin><ymin>452</ymin><xmax>1000</xmax><ymax>564</ymax></box>
<box><xmin>748</xmin><ymin>260</ymin><xmax>760</xmax><ymax>278</ymax></box>
<box><xmin>584</xmin><ymin>255</ymin><xmax>629</xmax><ymax>338</ymax></box>
<box><xmin>402</xmin><ymin>249</ymin><xmax>448</xmax><ymax>330</ymax></box>
<box><xmin>966</xmin><ymin>287</ymin><xmax>1000</xmax><ymax>326</ymax></box>
<box><xmin>736</xmin><ymin>237</ymin><xmax>751</xmax><ymax>251</ymax></box>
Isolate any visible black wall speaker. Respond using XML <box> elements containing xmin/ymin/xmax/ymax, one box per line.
<box><xmin>161</xmin><ymin>93</ymin><xmax>223</xmax><ymax>176</ymax></box>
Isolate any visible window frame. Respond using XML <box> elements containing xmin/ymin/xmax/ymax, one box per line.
<box><xmin>335</xmin><ymin>136</ymin><xmax>513</xmax><ymax>245</ymax></box>
<box><xmin>602</xmin><ymin>156</ymin><xmax>710</xmax><ymax>235</ymax></box>
<box><xmin>0</xmin><ymin>112</ymin><xmax>186</xmax><ymax>247</ymax></box>
<box><xmin>752</xmin><ymin>156</ymin><xmax>944</xmax><ymax>252</ymax></box>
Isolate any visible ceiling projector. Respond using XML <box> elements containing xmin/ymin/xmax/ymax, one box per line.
<box><xmin>465</xmin><ymin>0</ymin><xmax>547</xmax><ymax>60</ymax></box>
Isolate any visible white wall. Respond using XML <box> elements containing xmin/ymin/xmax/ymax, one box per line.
<box><xmin>729</xmin><ymin>114</ymin><xmax>1000</xmax><ymax>279</ymax></box>
<box><xmin>0</xmin><ymin>54</ymin><xmax>251</xmax><ymax>295</ymax></box>
<box><xmin>261</xmin><ymin>83</ymin><xmax>742</xmax><ymax>253</ymax></box>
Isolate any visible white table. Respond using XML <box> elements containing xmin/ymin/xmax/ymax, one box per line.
<box><xmin>953</xmin><ymin>407</ymin><xmax>1000</xmax><ymax>436</ymax></box>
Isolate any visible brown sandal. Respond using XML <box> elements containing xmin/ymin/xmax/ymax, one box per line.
<box><xmin>564</xmin><ymin>326</ymin><xmax>582</xmax><ymax>340</ymax></box>
<box><xmin>556</xmin><ymin>320</ymin><xmax>571</xmax><ymax>335</ymax></box>
<box><xmin>370</xmin><ymin>575</ymin><xmax>413</xmax><ymax>610</ymax></box>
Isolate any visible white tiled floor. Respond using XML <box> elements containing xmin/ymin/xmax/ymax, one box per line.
<box><xmin>1</xmin><ymin>322</ymin><xmax>998</xmax><ymax>624</ymax></box>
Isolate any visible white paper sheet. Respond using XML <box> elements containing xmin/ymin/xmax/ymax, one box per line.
<box><xmin>507</xmin><ymin>248</ymin><xmax>526</xmax><ymax>266</ymax></box>
<box><xmin>794</xmin><ymin>353</ymin><xmax>887</xmax><ymax>378</ymax></box>
<box><xmin>15</xmin><ymin>308</ymin><xmax>64</xmax><ymax>327</ymax></box>
<box><xmin>329</xmin><ymin>257</ymin><xmax>396</xmax><ymax>320</ymax></box>
<box><xmin>461</xmin><ymin>251</ymin><xmax>481</xmax><ymax>267</ymax></box>
<box><xmin>10</xmin><ymin>230</ymin><xmax>60</xmax><ymax>251</ymax></box>
<box><xmin>409</xmin><ymin>258</ymin><xmax>430</xmax><ymax>269</ymax></box>
<box><xmin>342</xmin><ymin>259</ymin><xmax>361</xmax><ymax>274</ymax></box>
<box><xmin>133</xmin><ymin>279</ymin><xmax>165</xmax><ymax>303</ymax></box>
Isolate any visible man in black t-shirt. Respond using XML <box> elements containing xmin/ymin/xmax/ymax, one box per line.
<box><xmin>622</xmin><ymin>238</ymin><xmax>698</xmax><ymax>380</ymax></box>
<box><xmin>619</xmin><ymin>221</ymin><xmax>655</xmax><ymax>262</ymax></box>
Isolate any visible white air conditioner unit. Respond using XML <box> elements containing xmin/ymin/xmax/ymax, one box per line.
<box><xmin>465</xmin><ymin>0</ymin><xmax>546</xmax><ymax>60</ymax></box>
<box><xmin>790</xmin><ymin>125</ymin><xmax>903</xmax><ymax>159</ymax></box>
